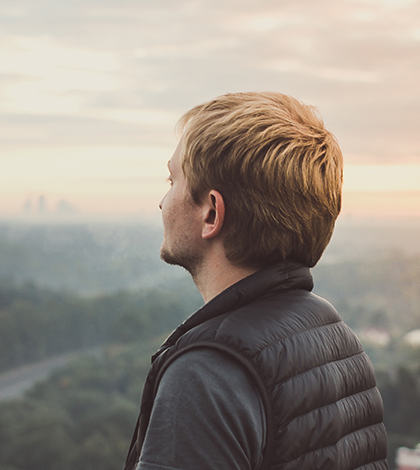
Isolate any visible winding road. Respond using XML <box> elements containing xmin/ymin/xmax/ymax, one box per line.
<box><xmin>0</xmin><ymin>348</ymin><xmax>102</xmax><ymax>401</ymax></box>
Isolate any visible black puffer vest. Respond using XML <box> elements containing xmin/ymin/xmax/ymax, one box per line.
<box><xmin>124</xmin><ymin>261</ymin><xmax>388</xmax><ymax>470</ymax></box>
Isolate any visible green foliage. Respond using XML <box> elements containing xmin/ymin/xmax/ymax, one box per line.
<box><xmin>0</xmin><ymin>278</ymin><xmax>201</xmax><ymax>373</ymax></box>
<box><xmin>313</xmin><ymin>252</ymin><xmax>420</xmax><ymax>334</ymax></box>
<box><xmin>373</xmin><ymin>363</ymin><xmax>420</xmax><ymax>467</ymax></box>
<box><xmin>0</xmin><ymin>398</ymin><xmax>75</xmax><ymax>470</ymax></box>
<box><xmin>0</xmin><ymin>224</ymin><xmax>202</xmax><ymax>467</ymax></box>
<box><xmin>0</xmin><ymin>342</ymin><xmax>158</xmax><ymax>470</ymax></box>
<box><xmin>377</xmin><ymin>366</ymin><xmax>420</xmax><ymax>435</ymax></box>
<box><xmin>2</xmin><ymin>222</ymin><xmax>420</xmax><ymax>469</ymax></box>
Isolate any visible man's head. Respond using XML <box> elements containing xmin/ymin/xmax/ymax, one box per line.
<box><xmin>165</xmin><ymin>91</ymin><xmax>343</xmax><ymax>270</ymax></box>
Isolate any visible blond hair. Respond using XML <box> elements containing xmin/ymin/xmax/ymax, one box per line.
<box><xmin>177</xmin><ymin>92</ymin><xmax>343</xmax><ymax>268</ymax></box>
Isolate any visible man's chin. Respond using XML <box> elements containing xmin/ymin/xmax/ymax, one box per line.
<box><xmin>160</xmin><ymin>247</ymin><xmax>200</xmax><ymax>276</ymax></box>
<box><xmin>160</xmin><ymin>247</ymin><xmax>177</xmax><ymax>266</ymax></box>
<box><xmin>160</xmin><ymin>246</ymin><xmax>185</xmax><ymax>269</ymax></box>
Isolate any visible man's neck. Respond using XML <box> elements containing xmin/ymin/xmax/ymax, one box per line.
<box><xmin>192</xmin><ymin>255</ymin><xmax>257</xmax><ymax>303</ymax></box>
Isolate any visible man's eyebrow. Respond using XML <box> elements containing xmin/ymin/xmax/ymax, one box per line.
<box><xmin>167</xmin><ymin>160</ymin><xmax>172</xmax><ymax>171</ymax></box>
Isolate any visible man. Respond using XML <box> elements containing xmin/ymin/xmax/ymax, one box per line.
<box><xmin>124</xmin><ymin>92</ymin><xmax>388</xmax><ymax>470</ymax></box>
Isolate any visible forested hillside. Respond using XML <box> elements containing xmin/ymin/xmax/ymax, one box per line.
<box><xmin>1</xmin><ymin>220</ymin><xmax>420</xmax><ymax>469</ymax></box>
<box><xmin>313</xmin><ymin>252</ymin><xmax>420</xmax><ymax>333</ymax></box>
<box><xmin>1</xmin><ymin>322</ymin><xmax>420</xmax><ymax>470</ymax></box>
<box><xmin>0</xmin><ymin>343</ymin><xmax>157</xmax><ymax>470</ymax></box>
<box><xmin>0</xmin><ymin>278</ymin><xmax>201</xmax><ymax>373</ymax></box>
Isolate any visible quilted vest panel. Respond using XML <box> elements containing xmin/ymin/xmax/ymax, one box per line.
<box><xmin>124</xmin><ymin>262</ymin><xmax>388</xmax><ymax>470</ymax></box>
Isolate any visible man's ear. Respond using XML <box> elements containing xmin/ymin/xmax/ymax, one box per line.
<box><xmin>202</xmin><ymin>190</ymin><xmax>225</xmax><ymax>240</ymax></box>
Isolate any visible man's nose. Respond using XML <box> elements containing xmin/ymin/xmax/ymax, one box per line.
<box><xmin>159</xmin><ymin>194</ymin><xmax>166</xmax><ymax>210</ymax></box>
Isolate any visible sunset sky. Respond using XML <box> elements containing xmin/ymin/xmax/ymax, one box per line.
<box><xmin>0</xmin><ymin>0</ymin><xmax>419</xmax><ymax>219</ymax></box>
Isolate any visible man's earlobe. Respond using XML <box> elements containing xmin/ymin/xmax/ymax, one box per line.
<box><xmin>202</xmin><ymin>190</ymin><xmax>225</xmax><ymax>240</ymax></box>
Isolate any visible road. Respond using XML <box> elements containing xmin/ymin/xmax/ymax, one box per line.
<box><xmin>0</xmin><ymin>348</ymin><xmax>102</xmax><ymax>401</ymax></box>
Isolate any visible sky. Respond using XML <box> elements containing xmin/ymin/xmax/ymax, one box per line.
<box><xmin>0</xmin><ymin>0</ymin><xmax>419</xmax><ymax>219</ymax></box>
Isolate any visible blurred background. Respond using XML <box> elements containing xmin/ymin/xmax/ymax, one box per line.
<box><xmin>0</xmin><ymin>1</ymin><xmax>420</xmax><ymax>469</ymax></box>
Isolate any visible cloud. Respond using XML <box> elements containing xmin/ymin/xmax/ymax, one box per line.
<box><xmin>0</xmin><ymin>112</ymin><xmax>176</xmax><ymax>147</ymax></box>
<box><xmin>1</xmin><ymin>0</ymin><xmax>420</xmax><ymax>215</ymax></box>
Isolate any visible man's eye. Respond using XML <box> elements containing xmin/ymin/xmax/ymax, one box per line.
<box><xmin>166</xmin><ymin>177</ymin><xmax>173</xmax><ymax>185</ymax></box>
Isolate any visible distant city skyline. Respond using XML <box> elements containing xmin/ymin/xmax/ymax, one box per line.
<box><xmin>4</xmin><ymin>162</ymin><xmax>420</xmax><ymax>220</ymax></box>
<box><xmin>22</xmin><ymin>195</ymin><xmax>79</xmax><ymax>217</ymax></box>
<box><xmin>1</xmin><ymin>0</ymin><xmax>419</xmax><ymax>219</ymax></box>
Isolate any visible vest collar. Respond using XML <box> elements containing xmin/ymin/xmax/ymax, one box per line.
<box><xmin>152</xmin><ymin>261</ymin><xmax>313</xmax><ymax>361</ymax></box>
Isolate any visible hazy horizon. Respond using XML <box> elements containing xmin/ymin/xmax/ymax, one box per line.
<box><xmin>1</xmin><ymin>0</ymin><xmax>419</xmax><ymax>218</ymax></box>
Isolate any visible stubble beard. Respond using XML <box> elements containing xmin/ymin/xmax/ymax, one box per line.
<box><xmin>160</xmin><ymin>242</ymin><xmax>203</xmax><ymax>278</ymax></box>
